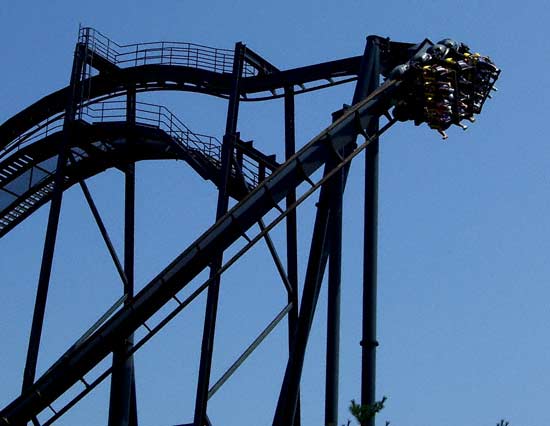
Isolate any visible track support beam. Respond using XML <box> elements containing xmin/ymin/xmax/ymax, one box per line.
<box><xmin>284</xmin><ymin>85</ymin><xmax>301</xmax><ymax>426</ymax></box>
<box><xmin>193</xmin><ymin>42</ymin><xmax>245</xmax><ymax>426</ymax></box>
<box><xmin>359</xmin><ymin>36</ymin><xmax>381</xmax><ymax>426</ymax></box>
<box><xmin>272</xmin><ymin>164</ymin><xmax>333</xmax><ymax>426</ymax></box>
<box><xmin>21</xmin><ymin>43</ymin><xmax>85</xmax><ymax>397</ymax></box>
<box><xmin>325</xmin><ymin>136</ymin><xmax>344</xmax><ymax>426</ymax></box>
<box><xmin>108</xmin><ymin>86</ymin><xmax>138</xmax><ymax>426</ymax></box>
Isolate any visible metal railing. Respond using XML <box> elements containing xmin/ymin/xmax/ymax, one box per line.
<box><xmin>0</xmin><ymin>114</ymin><xmax>66</xmax><ymax>160</ymax></box>
<box><xmin>0</xmin><ymin>100</ymin><xmax>269</xmax><ymax>188</ymax></box>
<box><xmin>81</xmin><ymin>101</ymin><xmax>268</xmax><ymax>186</ymax></box>
<box><xmin>79</xmin><ymin>27</ymin><xmax>258</xmax><ymax>77</ymax></box>
<box><xmin>81</xmin><ymin>101</ymin><xmax>222</xmax><ymax>161</ymax></box>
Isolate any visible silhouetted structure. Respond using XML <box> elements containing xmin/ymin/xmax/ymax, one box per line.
<box><xmin>0</xmin><ymin>28</ymin><xmax>498</xmax><ymax>426</ymax></box>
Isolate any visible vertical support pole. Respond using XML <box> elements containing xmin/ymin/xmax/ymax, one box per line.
<box><xmin>274</xmin><ymin>36</ymin><xmax>382</xmax><ymax>425</ymax></box>
<box><xmin>21</xmin><ymin>43</ymin><xmax>85</xmax><ymax>394</ymax></box>
<box><xmin>273</xmin><ymin>173</ymin><xmax>333</xmax><ymax>426</ymax></box>
<box><xmin>194</xmin><ymin>42</ymin><xmax>245</xmax><ymax>426</ymax></box>
<box><xmin>108</xmin><ymin>86</ymin><xmax>138</xmax><ymax>426</ymax></box>
<box><xmin>325</xmin><ymin>145</ymin><xmax>344</xmax><ymax>426</ymax></box>
<box><xmin>284</xmin><ymin>86</ymin><xmax>301</xmax><ymax>426</ymax></box>
<box><xmin>360</xmin><ymin>36</ymin><xmax>381</xmax><ymax>426</ymax></box>
<box><xmin>126</xmin><ymin>86</ymin><xmax>138</xmax><ymax>426</ymax></box>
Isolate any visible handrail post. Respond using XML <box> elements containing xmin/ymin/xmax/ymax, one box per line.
<box><xmin>169</xmin><ymin>112</ymin><xmax>173</xmax><ymax>136</ymax></box>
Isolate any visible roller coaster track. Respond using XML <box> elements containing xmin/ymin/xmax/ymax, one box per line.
<box><xmin>0</xmin><ymin>75</ymin><xmax>399</xmax><ymax>425</ymax></box>
<box><xmin>1</xmin><ymin>27</ymin><xmax>391</xmax><ymax>154</ymax></box>
<box><xmin>0</xmin><ymin>28</ymin><xmax>448</xmax><ymax>426</ymax></box>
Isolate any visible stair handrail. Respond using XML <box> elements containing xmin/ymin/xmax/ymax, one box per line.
<box><xmin>79</xmin><ymin>27</ymin><xmax>258</xmax><ymax>76</ymax></box>
<box><xmin>0</xmin><ymin>99</ymin><xmax>266</xmax><ymax>188</ymax></box>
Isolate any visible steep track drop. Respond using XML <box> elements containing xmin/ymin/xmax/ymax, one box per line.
<box><xmin>0</xmin><ymin>77</ymin><xmax>399</xmax><ymax>426</ymax></box>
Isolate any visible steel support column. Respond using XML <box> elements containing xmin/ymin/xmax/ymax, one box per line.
<box><xmin>325</xmin><ymin>148</ymin><xmax>344</xmax><ymax>426</ymax></box>
<box><xmin>273</xmin><ymin>36</ymin><xmax>383</xmax><ymax>426</ymax></box>
<box><xmin>126</xmin><ymin>87</ymin><xmax>139</xmax><ymax>426</ymax></box>
<box><xmin>108</xmin><ymin>87</ymin><xmax>138</xmax><ymax>426</ymax></box>
<box><xmin>360</xmin><ymin>36</ymin><xmax>381</xmax><ymax>426</ymax></box>
<box><xmin>21</xmin><ymin>43</ymin><xmax>85</xmax><ymax>395</ymax></box>
<box><xmin>194</xmin><ymin>42</ymin><xmax>245</xmax><ymax>426</ymax></box>
<box><xmin>284</xmin><ymin>85</ymin><xmax>301</xmax><ymax>426</ymax></box>
<box><xmin>272</xmin><ymin>166</ymin><xmax>333</xmax><ymax>426</ymax></box>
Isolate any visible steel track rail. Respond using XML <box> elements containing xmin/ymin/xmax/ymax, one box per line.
<box><xmin>0</xmin><ymin>57</ymin><xmax>363</xmax><ymax>152</ymax></box>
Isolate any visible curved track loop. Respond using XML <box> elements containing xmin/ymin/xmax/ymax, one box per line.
<box><xmin>0</xmin><ymin>57</ymin><xmax>362</xmax><ymax>156</ymax></box>
<box><xmin>0</xmin><ymin>78</ymin><xmax>399</xmax><ymax>426</ymax></box>
<box><xmin>1</xmin><ymin>29</ymin><xmax>415</xmax><ymax>157</ymax></box>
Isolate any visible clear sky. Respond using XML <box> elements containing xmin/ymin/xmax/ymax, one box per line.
<box><xmin>0</xmin><ymin>1</ymin><xmax>549</xmax><ymax>426</ymax></box>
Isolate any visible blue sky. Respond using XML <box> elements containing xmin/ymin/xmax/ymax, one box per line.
<box><xmin>1</xmin><ymin>1</ymin><xmax>549</xmax><ymax>425</ymax></box>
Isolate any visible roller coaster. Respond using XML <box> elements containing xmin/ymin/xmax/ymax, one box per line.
<box><xmin>0</xmin><ymin>27</ymin><xmax>499</xmax><ymax>426</ymax></box>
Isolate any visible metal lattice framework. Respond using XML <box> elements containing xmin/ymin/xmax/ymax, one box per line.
<box><xmin>0</xmin><ymin>27</ymin><xmax>499</xmax><ymax>426</ymax></box>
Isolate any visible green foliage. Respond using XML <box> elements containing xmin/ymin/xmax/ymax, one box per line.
<box><xmin>344</xmin><ymin>396</ymin><xmax>387</xmax><ymax>426</ymax></box>
<box><xmin>342</xmin><ymin>396</ymin><xmax>509</xmax><ymax>426</ymax></box>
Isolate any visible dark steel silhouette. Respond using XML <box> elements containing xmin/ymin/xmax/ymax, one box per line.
<box><xmin>0</xmin><ymin>27</ymin><xmax>499</xmax><ymax>426</ymax></box>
